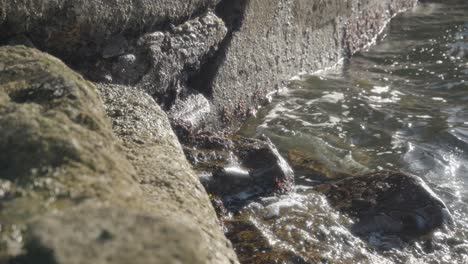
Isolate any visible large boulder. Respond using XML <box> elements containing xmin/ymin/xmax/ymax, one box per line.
<box><xmin>0</xmin><ymin>0</ymin><xmax>220</xmax><ymax>59</ymax></box>
<box><xmin>97</xmin><ymin>83</ymin><xmax>239</xmax><ymax>264</ymax></box>
<box><xmin>11</xmin><ymin>205</ymin><xmax>211</xmax><ymax>264</ymax></box>
<box><xmin>0</xmin><ymin>46</ymin><xmax>238</xmax><ymax>264</ymax></box>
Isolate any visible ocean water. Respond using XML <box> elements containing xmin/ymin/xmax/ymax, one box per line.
<box><xmin>234</xmin><ymin>1</ymin><xmax>468</xmax><ymax>263</ymax></box>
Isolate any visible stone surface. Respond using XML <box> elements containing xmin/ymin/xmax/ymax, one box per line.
<box><xmin>0</xmin><ymin>45</ymin><xmax>142</xmax><ymax>260</ymax></box>
<box><xmin>136</xmin><ymin>12</ymin><xmax>227</xmax><ymax>108</ymax></box>
<box><xmin>183</xmin><ymin>134</ymin><xmax>294</xmax><ymax>199</ymax></box>
<box><xmin>11</xmin><ymin>205</ymin><xmax>210</xmax><ymax>264</ymax></box>
<box><xmin>97</xmin><ymin>83</ymin><xmax>239</xmax><ymax>264</ymax></box>
<box><xmin>315</xmin><ymin>171</ymin><xmax>454</xmax><ymax>238</ymax></box>
<box><xmin>0</xmin><ymin>0</ymin><xmax>220</xmax><ymax>59</ymax></box>
<box><xmin>0</xmin><ymin>46</ymin><xmax>238</xmax><ymax>263</ymax></box>
<box><xmin>81</xmin><ymin>11</ymin><xmax>227</xmax><ymax>112</ymax></box>
<box><xmin>201</xmin><ymin>0</ymin><xmax>419</xmax><ymax>130</ymax></box>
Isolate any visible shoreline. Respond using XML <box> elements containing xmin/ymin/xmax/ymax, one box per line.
<box><xmin>0</xmin><ymin>0</ymin><xmax>419</xmax><ymax>263</ymax></box>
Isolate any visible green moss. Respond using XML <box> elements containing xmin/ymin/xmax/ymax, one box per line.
<box><xmin>0</xmin><ymin>46</ymin><xmax>144</xmax><ymax>257</ymax></box>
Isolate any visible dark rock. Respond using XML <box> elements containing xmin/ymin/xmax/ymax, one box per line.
<box><xmin>102</xmin><ymin>35</ymin><xmax>128</xmax><ymax>59</ymax></box>
<box><xmin>6</xmin><ymin>35</ymin><xmax>35</xmax><ymax>48</ymax></box>
<box><xmin>0</xmin><ymin>0</ymin><xmax>221</xmax><ymax>60</ymax></box>
<box><xmin>136</xmin><ymin>11</ymin><xmax>227</xmax><ymax>108</ymax></box>
<box><xmin>85</xmin><ymin>11</ymin><xmax>227</xmax><ymax>112</ymax></box>
<box><xmin>110</xmin><ymin>54</ymin><xmax>142</xmax><ymax>84</ymax></box>
<box><xmin>236</xmin><ymin>137</ymin><xmax>295</xmax><ymax>194</ymax></box>
<box><xmin>225</xmin><ymin>219</ymin><xmax>314</xmax><ymax>264</ymax></box>
<box><xmin>184</xmin><ymin>134</ymin><xmax>294</xmax><ymax>199</ymax></box>
<box><xmin>315</xmin><ymin>171</ymin><xmax>454</xmax><ymax>238</ymax></box>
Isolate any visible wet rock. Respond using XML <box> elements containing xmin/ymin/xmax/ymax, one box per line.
<box><xmin>315</xmin><ymin>171</ymin><xmax>453</xmax><ymax>238</ymax></box>
<box><xmin>236</xmin><ymin>137</ymin><xmax>295</xmax><ymax>195</ymax></box>
<box><xmin>184</xmin><ymin>134</ymin><xmax>294</xmax><ymax>199</ymax></box>
<box><xmin>11</xmin><ymin>205</ymin><xmax>209</xmax><ymax>264</ymax></box>
<box><xmin>225</xmin><ymin>219</ymin><xmax>312</xmax><ymax>264</ymax></box>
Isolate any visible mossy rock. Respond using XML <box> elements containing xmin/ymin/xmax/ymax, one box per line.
<box><xmin>0</xmin><ymin>46</ymin><xmax>143</xmax><ymax>260</ymax></box>
<box><xmin>0</xmin><ymin>46</ymin><xmax>238</xmax><ymax>263</ymax></box>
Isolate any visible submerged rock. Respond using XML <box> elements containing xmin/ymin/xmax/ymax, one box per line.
<box><xmin>315</xmin><ymin>171</ymin><xmax>454</xmax><ymax>238</ymax></box>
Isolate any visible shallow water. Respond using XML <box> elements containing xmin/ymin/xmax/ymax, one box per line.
<box><xmin>235</xmin><ymin>1</ymin><xmax>468</xmax><ymax>263</ymax></box>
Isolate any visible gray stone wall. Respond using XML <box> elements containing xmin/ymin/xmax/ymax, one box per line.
<box><xmin>204</xmin><ymin>0</ymin><xmax>418</xmax><ymax>129</ymax></box>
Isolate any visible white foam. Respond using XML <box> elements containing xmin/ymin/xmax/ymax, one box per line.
<box><xmin>371</xmin><ymin>85</ymin><xmax>390</xmax><ymax>94</ymax></box>
<box><xmin>321</xmin><ymin>92</ymin><xmax>345</xmax><ymax>103</ymax></box>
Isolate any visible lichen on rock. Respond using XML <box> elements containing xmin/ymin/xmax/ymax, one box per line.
<box><xmin>0</xmin><ymin>46</ymin><xmax>238</xmax><ymax>263</ymax></box>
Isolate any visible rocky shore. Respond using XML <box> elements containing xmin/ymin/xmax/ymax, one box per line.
<box><xmin>0</xmin><ymin>0</ymin><xmax>437</xmax><ymax>263</ymax></box>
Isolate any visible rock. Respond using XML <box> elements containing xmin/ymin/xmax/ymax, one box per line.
<box><xmin>195</xmin><ymin>0</ymin><xmax>418</xmax><ymax>130</ymax></box>
<box><xmin>96</xmin><ymin>83</ymin><xmax>239</xmax><ymax>264</ymax></box>
<box><xmin>83</xmin><ymin>11</ymin><xmax>227</xmax><ymax>111</ymax></box>
<box><xmin>110</xmin><ymin>54</ymin><xmax>143</xmax><ymax>84</ymax></box>
<box><xmin>169</xmin><ymin>94</ymin><xmax>211</xmax><ymax>129</ymax></box>
<box><xmin>136</xmin><ymin>11</ymin><xmax>227</xmax><ymax>108</ymax></box>
<box><xmin>11</xmin><ymin>205</ymin><xmax>209</xmax><ymax>264</ymax></box>
<box><xmin>0</xmin><ymin>45</ymin><xmax>142</xmax><ymax>260</ymax></box>
<box><xmin>6</xmin><ymin>35</ymin><xmax>35</xmax><ymax>48</ymax></box>
<box><xmin>0</xmin><ymin>46</ymin><xmax>238</xmax><ymax>263</ymax></box>
<box><xmin>236</xmin><ymin>137</ymin><xmax>295</xmax><ymax>195</ymax></box>
<box><xmin>102</xmin><ymin>35</ymin><xmax>128</xmax><ymax>59</ymax></box>
<box><xmin>224</xmin><ymin>219</ymin><xmax>312</xmax><ymax>264</ymax></box>
<box><xmin>184</xmin><ymin>134</ymin><xmax>294</xmax><ymax>199</ymax></box>
<box><xmin>0</xmin><ymin>0</ymin><xmax>221</xmax><ymax>59</ymax></box>
<box><xmin>0</xmin><ymin>45</ymin><xmax>139</xmax><ymax>197</ymax></box>
<box><xmin>315</xmin><ymin>171</ymin><xmax>454</xmax><ymax>238</ymax></box>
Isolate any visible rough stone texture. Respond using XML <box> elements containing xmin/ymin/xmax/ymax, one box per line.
<box><xmin>182</xmin><ymin>134</ymin><xmax>294</xmax><ymax>199</ymax></box>
<box><xmin>315</xmin><ymin>171</ymin><xmax>454</xmax><ymax>238</ymax></box>
<box><xmin>136</xmin><ymin>12</ymin><xmax>227</xmax><ymax>108</ymax></box>
<box><xmin>0</xmin><ymin>46</ymin><xmax>238</xmax><ymax>264</ymax></box>
<box><xmin>97</xmin><ymin>83</ymin><xmax>239</xmax><ymax>264</ymax></box>
<box><xmin>0</xmin><ymin>45</ymin><xmax>141</xmax><ymax>260</ymax></box>
<box><xmin>11</xmin><ymin>205</ymin><xmax>210</xmax><ymax>264</ymax></box>
<box><xmin>80</xmin><ymin>11</ymin><xmax>227</xmax><ymax>114</ymax></box>
<box><xmin>0</xmin><ymin>0</ymin><xmax>220</xmax><ymax>59</ymax></box>
<box><xmin>202</xmin><ymin>0</ymin><xmax>418</xmax><ymax>129</ymax></box>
